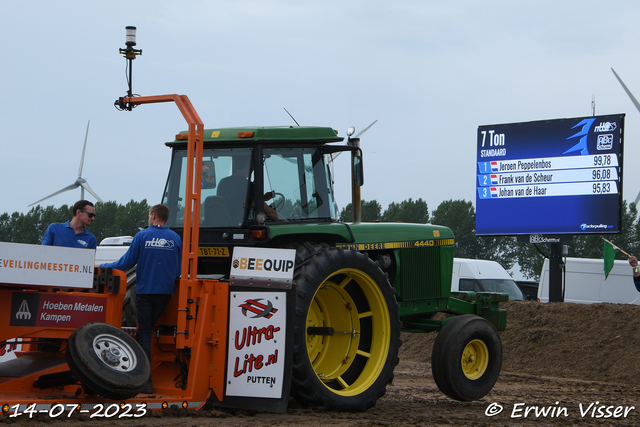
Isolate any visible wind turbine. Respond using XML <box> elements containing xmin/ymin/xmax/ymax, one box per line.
<box><xmin>611</xmin><ymin>68</ymin><xmax>640</xmax><ymax>206</ymax></box>
<box><xmin>29</xmin><ymin>120</ymin><xmax>104</xmax><ymax>207</ymax></box>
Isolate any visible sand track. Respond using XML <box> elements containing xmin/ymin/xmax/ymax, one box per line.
<box><xmin>3</xmin><ymin>301</ymin><xmax>639</xmax><ymax>426</ymax></box>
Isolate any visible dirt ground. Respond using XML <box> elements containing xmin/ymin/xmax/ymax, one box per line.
<box><xmin>3</xmin><ymin>300</ymin><xmax>640</xmax><ymax>426</ymax></box>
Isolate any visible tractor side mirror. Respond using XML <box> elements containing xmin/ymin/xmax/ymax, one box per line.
<box><xmin>202</xmin><ymin>160</ymin><xmax>216</xmax><ymax>189</ymax></box>
<box><xmin>353</xmin><ymin>155</ymin><xmax>364</xmax><ymax>187</ymax></box>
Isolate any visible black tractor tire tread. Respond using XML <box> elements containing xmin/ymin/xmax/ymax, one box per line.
<box><xmin>430</xmin><ymin>315</ymin><xmax>470</xmax><ymax>398</ymax></box>
<box><xmin>121</xmin><ymin>266</ymin><xmax>138</xmax><ymax>327</ymax></box>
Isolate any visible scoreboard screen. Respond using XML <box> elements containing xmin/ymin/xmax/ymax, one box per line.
<box><xmin>476</xmin><ymin>114</ymin><xmax>625</xmax><ymax>236</ymax></box>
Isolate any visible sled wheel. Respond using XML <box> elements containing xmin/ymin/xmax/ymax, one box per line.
<box><xmin>291</xmin><ymin>245</ymin><xmax>401</xmax><ymax>412</ymax></box>
<box><xmin>431</xmin><ymin>314</ymin><xmax>502</xmax><ymax>401</ymax></box>
<box><xmin>65</xmin><ymin>322</ymin><xmax>150</xmax><ymax>400</ymax></box>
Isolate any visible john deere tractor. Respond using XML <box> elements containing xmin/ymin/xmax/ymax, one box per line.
<box><xmin>154</xmin><ymin>124</ymin><xmax>507</xmax><ymax>411</ymax></box>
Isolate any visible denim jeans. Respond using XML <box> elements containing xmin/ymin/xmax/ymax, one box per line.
<box><xmin>135</xmin><ymin>294</ymin><xmax>173</xmax><ymax>362</ymax></box>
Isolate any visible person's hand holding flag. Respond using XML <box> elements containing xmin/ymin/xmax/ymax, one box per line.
<box><xmin>601</xmin><ymin>236</ymin><xmax>636</xmax><ymax>280</ymax></box>
<box><xmin>629</xmin><ymin>255</ymin><xmax>640</xmax><ymax>275</ymax></box>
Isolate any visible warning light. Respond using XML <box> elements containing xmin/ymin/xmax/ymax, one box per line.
<box><xmin>249</xmin><ymin>229</ymin><xmax>267</xmax><ymax>239</ymax></box>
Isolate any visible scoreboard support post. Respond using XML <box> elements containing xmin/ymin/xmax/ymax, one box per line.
<box><xmin>549</xmin><ymin>242</ymin><xmax>564</xmax><ymax>302</ymax></box>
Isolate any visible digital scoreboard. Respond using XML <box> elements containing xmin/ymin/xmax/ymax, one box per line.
<box><xmin>476</xmin><ymin>114</ymin><xmax>625</xmax><ymax>236</ymax></box>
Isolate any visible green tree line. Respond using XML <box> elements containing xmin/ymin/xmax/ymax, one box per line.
<box><xmin>3</xmin><ymin>197</ymin><xmax>637</xmax><ymax>282</ymax></box>
<box><xmin>0</xmin><ymin>200</ymin><xmax>150</xmax><ymax>245</ymax></box>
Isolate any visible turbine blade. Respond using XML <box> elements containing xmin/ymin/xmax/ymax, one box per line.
<box><xmin>611</xmin><ymin>68</ymin><xmax>640</xmax><ymax>114</ymax></box>
<box><xmin>28</xmin><ymin>183</ymin><xmax>80</xmax><ymax>207</ymax></box>
<box><xmin>331</xmin><ymin>120</ymin><xmax>379</xmax><ymax>161</ymax></box>
<box><xmin>635</xmin><ymin>190</ymin><xmax>640</xmax><ymax>207</ymax></box>
<box><xmin>80</xmin><ymin>181</ymin><xmax>103</xmax><ymax>203</ymax></box>
<box><xmin>78</xmin><ymin>120</ymin><xmax>90</xmax><ymax>177</ymax></box>
<box><xmin>354</xmin><ymin>120</ymin><xmax>378</xmax><ymax>138</ymax></box>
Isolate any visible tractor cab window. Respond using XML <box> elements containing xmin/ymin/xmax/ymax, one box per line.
<box><xmin>263</xmin><ymin>148</ymin><xmax>338</xmax><ymax>221</ymax></box>
<box><xmin>162</xmin><ymin>148</ymin><xmax>253</xmax><ymax>227</ymax></box>
<box><xmin>162</xmin><ymin>146</ymin><xmax>338</xmax><ymax>226</ymax></box>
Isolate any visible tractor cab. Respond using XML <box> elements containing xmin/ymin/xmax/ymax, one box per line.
<box><xmin>161</xmin><ymin>126</ymin><xmax>362</xmax><ymax>276</ymax></box>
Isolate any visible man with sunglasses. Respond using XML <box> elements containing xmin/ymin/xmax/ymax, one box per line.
<box><xmin>39</xmin><ymin>200</ymin><xmax>97</xmax><ymax>353</ymax></box>
<box><xmin>41</xmin><ymin>200</ymin><xmax>97</xmax><ymax>249</ymax></box>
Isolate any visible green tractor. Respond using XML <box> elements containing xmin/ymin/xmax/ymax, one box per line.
<box><xmin>157</xmin><ymin>124</ymin><xmax>508</xmax><ymax>411</ymax></box>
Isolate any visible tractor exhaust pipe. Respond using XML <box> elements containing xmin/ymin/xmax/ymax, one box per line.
<box><xmin>347</xmin><ymin>127</ymin><xmax>363</xmax><ymax>223</ymax></box>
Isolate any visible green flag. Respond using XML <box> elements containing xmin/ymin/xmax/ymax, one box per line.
<box><xmin>603</xmin><ymin>241</ymin><xmax>617</xmax><ymax>279</ymax></box>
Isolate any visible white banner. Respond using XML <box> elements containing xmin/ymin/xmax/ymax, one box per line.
<box><xmin>0</xmin><ymin>242</ymin><xmax>95</xmax><ymax>289</ymax></box>
<box><xmin>230</xmin><ymin>247</ymin><xmax>295</xmax><ymax>282</ymax></box>
<box><xmin>226</xmin><ymin>291</ymin><xmax>287</xmax><ymax>398</ymax></box>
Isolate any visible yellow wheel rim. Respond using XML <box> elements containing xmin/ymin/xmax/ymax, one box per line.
<box><xmin>305</xmin><ymin>268</ymin><xmax>391</xmax><ymax>396</ymax></box>
<box><xmin>461</xmin><ymin>338</ymin><xmax>489</xmax><ymax>380</ymax></box>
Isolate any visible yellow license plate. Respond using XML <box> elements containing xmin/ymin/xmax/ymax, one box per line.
<box><xmin>198</xmin><ymin>247</ymin><xmax>230</xmax><ymax>257</ymax></box>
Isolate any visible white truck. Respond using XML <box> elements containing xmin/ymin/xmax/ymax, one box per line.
<box><xmin>537</xmin><ymin>257</ymin><xmax>639</xmax><ymax>304</ymax></box>
<box><xmin>451</xmin><ymin>258</ymin><xmax>524</xmax><ymax>301</ymax></box>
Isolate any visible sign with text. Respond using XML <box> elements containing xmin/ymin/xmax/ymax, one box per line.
<box><xmin>10</xmin><ymin>293</ymin><xmax>107</xmax><ymax>328</ymax></box>
<box><xmin>0</xmin><ymin>242</ymin><xmax>95</xmax><ymax>288</ymax></box>
<box><xmin>230</xmin><ymin>247</ymin><xmax>295</xmax><ymax>282</ymax></box>
<box><xmin>476</xmin><ymin>114</ymin><xmax>625</xmax><ymax>236</ymax></box>
<box><xmin>226</xmin><ymin>290</ymin><xmax>287</xmax><ymax>399</ymax></box>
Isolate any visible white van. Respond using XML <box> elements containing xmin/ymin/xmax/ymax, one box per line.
<box><xmin>95</xmin><ymin>236</ymin><xmax>133</xmax><ymax>264</ymax></box>
<box><xmin>451</xmin><ymin>258</ymin><xmax>524</xmax><ymax>301</ymax></box>
<box><xmin>537</xmin><ymin>257</ymin><xmax>639</xmax><ymax>304</ymax></box>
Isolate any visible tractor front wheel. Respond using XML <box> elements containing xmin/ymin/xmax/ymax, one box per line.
<box><xmin>291</xmin><ymin>245</ymin><xmax>401</xmax><ymax>412</ymax></box>
<box><xmin>431</xmin><ymin>314</ymin><xmax>502</xmax><ymax>401</ymax></box>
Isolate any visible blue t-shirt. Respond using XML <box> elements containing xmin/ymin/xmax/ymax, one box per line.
<box><xmin>100</xmin><ymin>225</ymin><xmax>182</xmax><ymax>295</ymax></box>
<box><xmin>41</xmin><ymin>221</ymin><xmax>97</xmax><ymax>249</ymax></box>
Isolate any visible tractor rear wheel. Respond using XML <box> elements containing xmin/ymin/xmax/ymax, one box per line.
<box><xmin>65</xmin><ymin>322</ymin><xmax>150</xmax><ymax>400</ymax></box>
<box><xmin>431</xmin><ymin>314</ymin><xmax>502</xmax><ymax>401</ymax></box>
<box><xmin>290</xmin><ymin>245</ymin><xmax>401</xmax><ymax>412</ymax></box>
<box><xmin>121</xmin><ymin>266</ymin><xmax>138</xmax><ymax>327</ymax></box>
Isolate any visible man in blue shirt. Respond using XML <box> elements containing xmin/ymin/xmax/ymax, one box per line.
<box><xmin>42</xmin><ymin>200</ymin><xmax>97</xmax><ymax>249</ymax></box>
<box><xmin>38</xmin><ymin>200</ymin><xmax>97</xmax><ymax>353</ymax></box>
<box><xmin>100</xmin><ymin>204</ymin><xmax>182</xmax><ymax>394</ymax></box>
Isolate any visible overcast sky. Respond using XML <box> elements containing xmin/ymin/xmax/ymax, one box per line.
<box><xmin>3</xmin><ymin>0</ymin><xmax>640</xmax><ymax>225</ymax></box>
